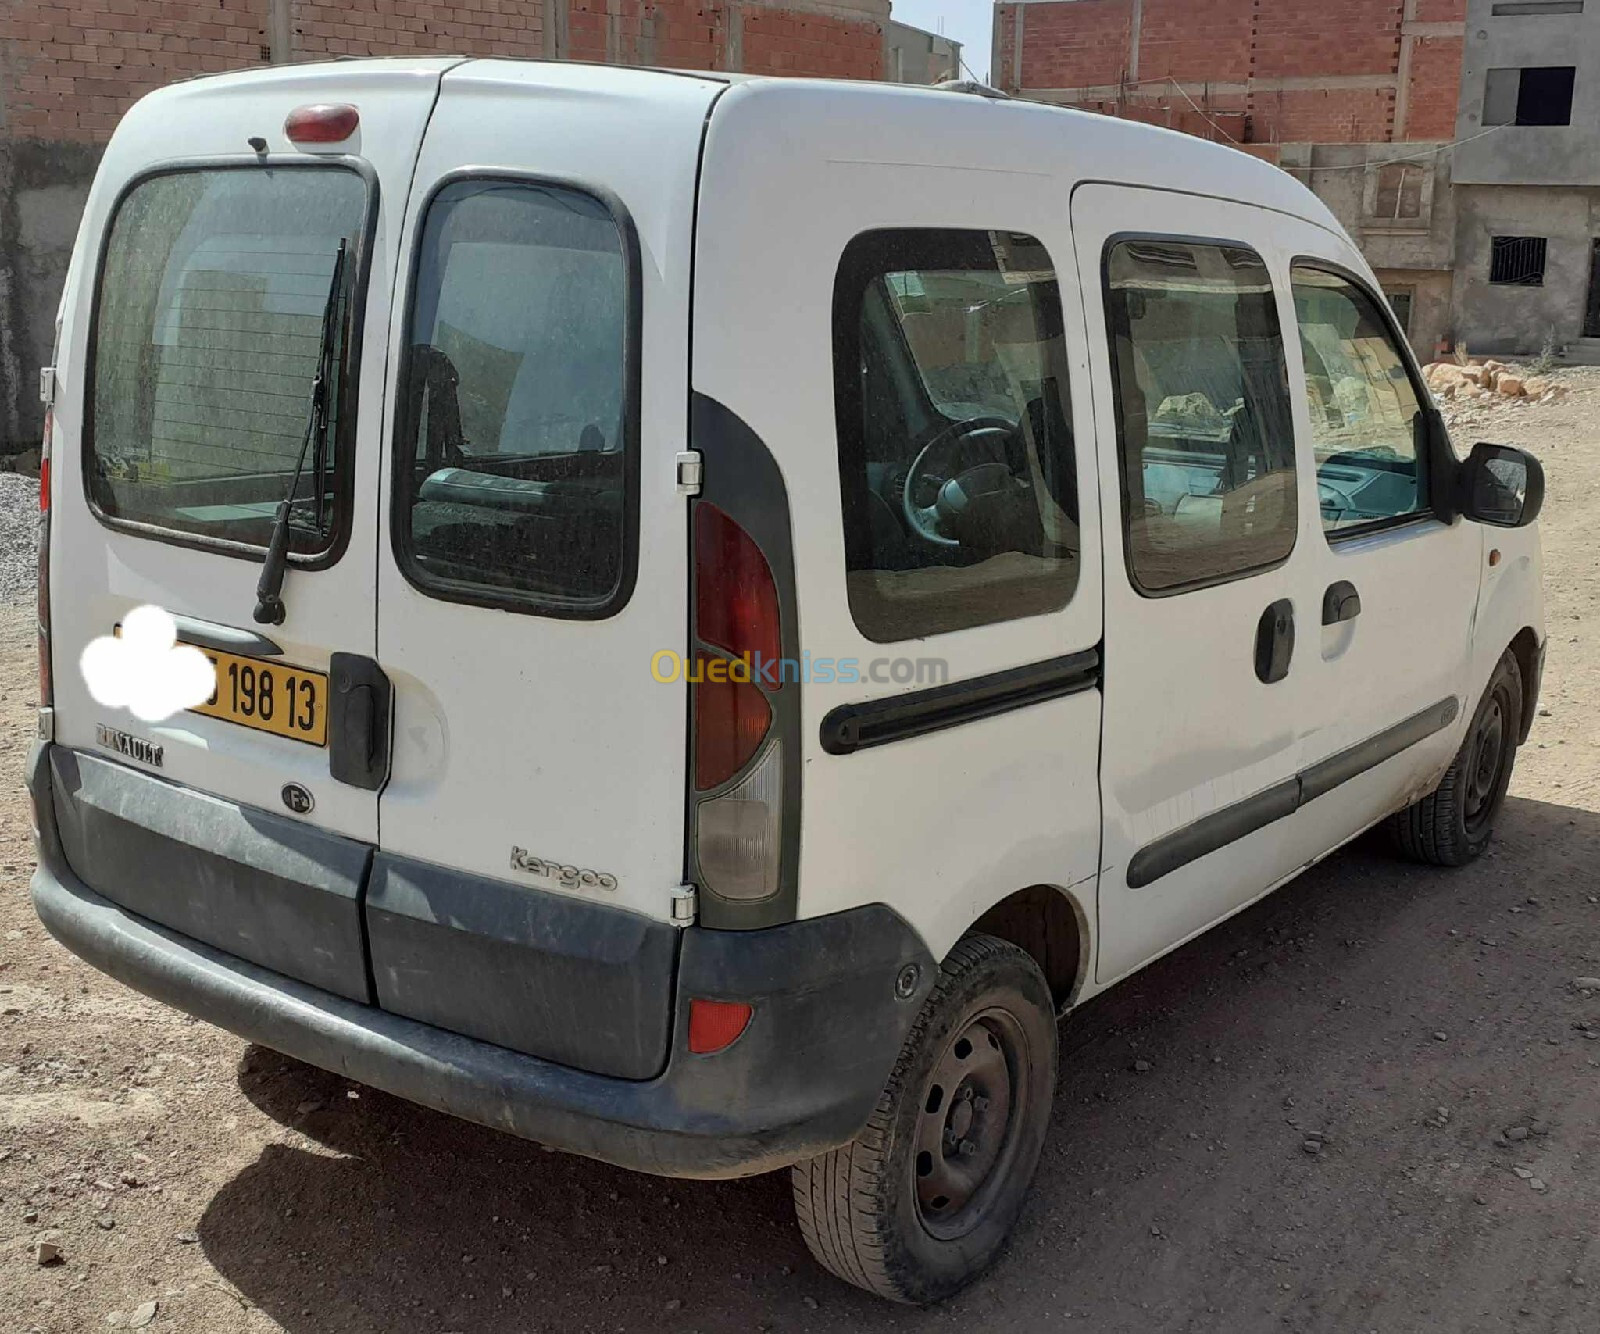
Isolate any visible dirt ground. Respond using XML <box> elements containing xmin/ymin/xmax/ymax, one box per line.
<box><xmin>4</xmin><ymin>369</ymin><xmax>1600</xmax><ymax>1334</ymax></box>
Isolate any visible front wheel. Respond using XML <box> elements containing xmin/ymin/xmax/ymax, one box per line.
<box><xmin>791</xmin><ymin>934</ymin><xmax>1057</xmax><ymax>1305</ymax></box>
<box><xmin>1390</xmin><ymin>649</ymin><xmax>1523</xmax><ymax>866</ymax></box>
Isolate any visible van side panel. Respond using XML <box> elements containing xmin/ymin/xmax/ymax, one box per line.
<box><xmin>691</xmin><ymin>83</ymin><xmax>1106</xmax><ymax>960</ymax></box>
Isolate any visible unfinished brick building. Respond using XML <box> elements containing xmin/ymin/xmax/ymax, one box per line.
<box><xmin>994</xmin><ymin>0</ymin><xmax>1600</xmax><ymax>364</ymax></box>
<box><xmin>0</xmin><ymin>0</ymin><xmax>890</xmax><ymax>455</ymax></box>
<box><xmin>993</xmin><ymin>0</ymin><xmax>1472</xmax><ymax>358</ymax></box>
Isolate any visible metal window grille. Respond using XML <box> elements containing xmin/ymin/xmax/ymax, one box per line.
<box><xmin>1489</xmin><ymin>236</ymin><xmax>1548</xmax><ymax>287</ymax></box>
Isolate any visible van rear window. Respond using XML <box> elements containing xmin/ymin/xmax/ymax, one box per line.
<box><xmin>88</xmin><ymin>165</ymin><xmax>368</xmax><ymax>557</ymax></box>
<box><xmin>393</xmin><ymin>178</ymin><xmax>638</xmax><ymax>618</ymax></box>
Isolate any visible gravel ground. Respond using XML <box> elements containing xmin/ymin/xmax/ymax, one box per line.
<box><xmin>0</xmin><ymin>475</ymin><xmax>39</xmax><ymax>607</ymax></box>
<box><xmin>3</xmin><ymin>370</ymin><xmax>1600</xmax><ymax>1332</ymax></box>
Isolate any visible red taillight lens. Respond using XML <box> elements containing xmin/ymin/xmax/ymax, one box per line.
<box><xmin>695</xmin><ymin>504</ymin><xmax>780</xmax><ymax>673</ymax></box>
<box><xmin>688</xmin><ymin>999</ymin><xmax>753</xmax><ymax>1054</ymax></box>
<box><xmin>37</xmin><ymin>411</ymin><xmax>51</xmax><ymax>707</ymax></box>
<box><xmin>39</xmin><ymin>409</ymin><xmax>51</xmax><ymax>514</ymax></box>
<box><xmin>285</xmin><ymin>103</ymin><xmax>360</xmax><ymax>145</ymax></box>
<box><xmin>694</xmin><ymin>664</ymin><xmax>771</xmax><ymax>789</ymax></box>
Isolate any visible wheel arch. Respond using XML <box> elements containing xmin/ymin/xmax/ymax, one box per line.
<box><xmin>1507</xmin><ymin>625</ymin><xmax>1542</xmax><ymax>743</ymax></box>
<box><xmin>965</xmin><ymin>883</ymin><xmax>1091</xmax><ymax>1013</ymax></box>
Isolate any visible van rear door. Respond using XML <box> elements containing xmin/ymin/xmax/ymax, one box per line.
<box><xmin>366</xmin><ymin>64</ymin><xmax>720</xmax><ymax>1078</ymax></box>
<box><xmin>46</xmin><ymin>62</ymin><xmax>454</xmax><ymax>998</ymax></box>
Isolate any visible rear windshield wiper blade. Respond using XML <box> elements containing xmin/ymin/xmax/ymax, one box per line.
<box><xmin>253</xmin><ymin>238</ymin><xmax>348</xmax><ymax>626</ymax></box>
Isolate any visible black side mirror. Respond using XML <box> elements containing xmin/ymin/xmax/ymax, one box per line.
<box><xmin>1457</xmin><ymin>441</ymin><xmax>1545</xmax><ymax>528</ymax></box>
<box><xmin>1421</xmin><ymin>407</ymin><xmax>1459</xmax><ymax>524</ymax></box>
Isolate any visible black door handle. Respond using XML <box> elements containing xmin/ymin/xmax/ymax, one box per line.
<box><xmin>329</xmin><ymin>653</ymin><xmax>393</xmax><ymax>791</ymax></box>
<box><xmin>1322</xmin><ymin>580</ymin><xmax>1362</xmax><ymax>626</ymax></box>
<box><xmin>1255</xmin><ymin>598</ymin><xmax>1295</xmax><ymax>684</ymax></box>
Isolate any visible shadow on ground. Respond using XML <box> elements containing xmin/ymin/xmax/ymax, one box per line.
<box><xmin>197</xmin><ymin>794</ymin><xmax>1600</xmax><ymax>1333</ymax></box>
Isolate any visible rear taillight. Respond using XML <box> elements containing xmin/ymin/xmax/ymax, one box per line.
<box><xmin>691</xmin><ymin>504</ymin><xmax>783</xmax><ymax>903</ymax></box>
<box><xmin>687</xmin><ymin>998</ymin><xmax>753</xmax><ymax>1055</ymax></box>
<box><xmin>37</xmin><ymin>409</ymin><xmax>52</xmax><ymax>708</ymax></box>
<box><xmin>695</xmin><ymin>504</ymin><xmax>780</xmax><ymax>666</ymax></box>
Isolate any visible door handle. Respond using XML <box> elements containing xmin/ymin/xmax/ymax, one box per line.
<box><xmin>329</xmin><ymin>653</ymin><xmax>393</xmax><ymax>791</ymax></box>
<box><xmin>1254</xmin><ymin>598</ymin><xmax>1295</xmax><ymax>684</ymax></box>
<box><xmin>1322</xmin><ymin>581</ymin><xmax>1362</xmax><ymax>626</ymax></box>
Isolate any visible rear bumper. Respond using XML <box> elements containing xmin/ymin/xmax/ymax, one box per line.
<box><xmin>27</xmin><ymin>742</ymin><xmax>935</xmax><ymax>1179</ymax></box>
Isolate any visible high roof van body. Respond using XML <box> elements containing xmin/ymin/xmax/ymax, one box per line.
<box><xmin>29</xmin><ymin>61</ymin><xmax>1546</xmax><ymax>1302</ymax></box>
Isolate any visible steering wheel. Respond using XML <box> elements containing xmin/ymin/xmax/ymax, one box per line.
<box><xmin>1317</xmin><ymin>479</ymin><xmax>1349</xmax><ymax>520</ymax></box>
<box><xmin>900</xmin><ymin>416</ymin><xmax>1021</xmax><ymax>548</ymax></box>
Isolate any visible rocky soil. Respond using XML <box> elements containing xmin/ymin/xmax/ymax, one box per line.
<box><xmin>3</xmin><ymin>371</ymin><xmax>1600</xmax><ymax>1332</ymax></box>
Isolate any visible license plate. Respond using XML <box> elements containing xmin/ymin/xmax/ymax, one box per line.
<box><xmin>187</xmin><ymin>646</ymin><xmax>328</xmax><ymax>747</ymax></box>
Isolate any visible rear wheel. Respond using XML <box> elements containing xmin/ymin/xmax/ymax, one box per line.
<box><xmin>1390</xmin><ymin>649</ymin><xmax>1523</xmax><ymax>866</ymax></box>
<box><xmin>791</xmin><ymin>934</ymin><xmax>1057</xmax><ymax>1305</ymax></box>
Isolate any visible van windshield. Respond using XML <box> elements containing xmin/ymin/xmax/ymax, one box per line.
<box><xmin>88</xmin><ymin>165</ymin><xmax>368</xmax><ymax>555</ymax></box>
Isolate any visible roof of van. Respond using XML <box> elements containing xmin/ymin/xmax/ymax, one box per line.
<box><xmin>141</xmin><ymin>58</ymin><xmax>1342</xmax><ymax>237</ymax></box>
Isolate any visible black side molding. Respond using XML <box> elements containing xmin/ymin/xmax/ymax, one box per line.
<box><xmin>821</xmin><ymin>649</ymin><xmax>1101</xmax><ymax>757</ymax></box>
<box><xmin>1127</xmin><ymin>696</ymin><xmax>1459</xmax><ymax>889</ymax></box>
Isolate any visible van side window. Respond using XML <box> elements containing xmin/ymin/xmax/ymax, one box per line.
<box><xmin>1105</xmin><ymin>240</ymin><xmax>1298</xmax><ymax>595</ymax></box>
<box><xmin>1290</xmin><ymin>266</ymin><xmax>1429</xmax><ymax>535</ymax></box>
<box><xmin>832</xmin><ymin>229</ymin><xmax>1080</xmax><ymax>643</ymax></box>
<box><xmin>394</xmin><ymin>178</ymin><xmax>637</xmax><ymax>617</ymax></box>
<box><xmin>88</xmin><ymin>165</ymin><xmax>368</xmax><ymax>555</ymax></box>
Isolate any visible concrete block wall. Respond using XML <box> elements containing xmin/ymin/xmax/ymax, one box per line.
<box><xmin>0</xmin><ymin>0</ymin><xmax>888</xmax><ymax>456</ymax></box>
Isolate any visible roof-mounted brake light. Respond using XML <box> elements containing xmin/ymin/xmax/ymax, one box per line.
<box><xmin>285</xmin><ymin>104</ymin><xmax>359</xmax><ymax>146</ymax></box>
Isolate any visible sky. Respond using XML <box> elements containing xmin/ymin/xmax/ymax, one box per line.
<box><xmin>889</xmin><ymin>0</ymin><xmax>993</xmax><ymax>83</ymax></box>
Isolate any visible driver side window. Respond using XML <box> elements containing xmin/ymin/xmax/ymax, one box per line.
<box><xmin>832</xmin><ymin>229</ymin><xmax>1080</xmax><ymax>643</ymax></box>
<box><xmin>1290</xmin><ymin>265</ymin><xmax>1429</xmax><ymax>536</ymax></box>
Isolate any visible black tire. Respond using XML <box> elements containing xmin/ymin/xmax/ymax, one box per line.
<box><xmin>1389</xmin><ymin>649</ymin><xmax>1523</xmax><ymax>866</ymax></box>
<box><xmin>790</xmin><ymin>933</ymin><xmax>1057</xmax><ymax>1305</ymax></box>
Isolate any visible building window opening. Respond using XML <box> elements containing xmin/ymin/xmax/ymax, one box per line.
<box><xmin>1483</xmin><ymin>66</ymin><xmax>1577</xmax><ymax>125</ymax></box>
<box><xmin>1489</xmin><ymin>236</ymin><xmax>1549</xmax><ymax>286</ymax></box>
<box><xmin>1374</xmin><ymin>164</ymin><xmax>1424</xmax><ymax>221</ymax></box>
<box><xmin>1490</xmin><ymin>2</ymin><xmax>1583</xmax><ymax>15</ymax></box>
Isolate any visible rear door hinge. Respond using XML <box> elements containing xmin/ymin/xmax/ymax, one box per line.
<box><xmin>670</xmin><ymin>884</ymin><xmax>698</xmax><ymax>926</ymax></box>
<box><xmin>675</xmin><ymin>450</ymin><xmax>703</xmax><ymax>497</ymax></box>
<box><xmin>39</xmin><ymin>367</ymin><xmax>56</xmax><ymax>408</ymax></box>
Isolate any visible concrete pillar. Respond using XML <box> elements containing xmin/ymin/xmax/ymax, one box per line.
<box><xmin>267</xmin><ymin>0</ymin><xmax>293</xmax><ymax>63</ymax></box>
<box><xmin>725</xmin><ymin>1</ymin><xmax>744</xmax><ymax>73</ymax></box>
<box><xmin>543</xmin><ymin>0</ymin><xmax>569</xmax><ymax>59</ymax></box>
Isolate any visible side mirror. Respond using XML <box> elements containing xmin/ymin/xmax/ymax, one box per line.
<box><xmin>1421</xmin><ymin>407</ymin><xmax>1459</xmax><ymax>524</ymax></box>
<box><xmin>1457</xmin><ymin>441</ymin><xmax>1545</xmax><ymax>528</ymax></box>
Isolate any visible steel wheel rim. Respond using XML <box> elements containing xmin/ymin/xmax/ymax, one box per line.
<box><xmin>911</xmin><ymin>1007</ymin><xmax>1030</xmax><ymax>1241</ymax></box>
<box><xmin>1465</xmin><ymin>693</ymin><xmax>1509</xmax><ymax>832</ymax></box>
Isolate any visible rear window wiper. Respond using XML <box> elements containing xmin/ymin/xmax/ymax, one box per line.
<box><xmin>253</xmin><ymin>238</ymin><xmax>348</xmax><ymax>626</ymax></box>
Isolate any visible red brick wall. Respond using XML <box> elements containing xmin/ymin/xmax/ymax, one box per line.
<box><xmin>0</xmin><ymin>0</ymin><xmax>267</xmax><ymax>139</ymax></box>
<box><xmin>1255</xmin><ymin>87</ymin><xmax>1397</xmax><ymax>141</ymax></box>
<box><xmin>0</xmin><ymin>0</ymin><xmax>882</xmax><ymax>145</ymax></box>
<box><xmin>1004</xmin><ymin>0</ymin><xmax>1466</xmax><ymax>149</ymax></box>
<box><xmin>1403</xmin><ymin>34</ymin><xmax>1464</xmax><ymax>140</ymax></box>
<box><xmin>743</xmin><ymin>7</ymin><xmax>881</xmax><ymax>79</ymax></box>
<box><xmin>1018</xmin><ymin>0</ymin><xmax>1132</xmax><ymax>90</ymax></box>
<box><xmin>294</xmin><ymin>0</ymin><xmax>547</xmax><ymax>59</ymax></box>
<box><xmin>1139</xmin><ymin>0</ymin><xmax>1253</xmax><ymax>84</ymax></box>
<box><xmin>1252</xmin><ymin>0</ymin><xmax>1402</xmax><ymax>80</ymax></box>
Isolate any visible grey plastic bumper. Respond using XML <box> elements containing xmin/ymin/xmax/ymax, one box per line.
<box><xmin>27</xmin><ymin>741</ymin><xmax>936</xmax><ymax>1179</ymax></box>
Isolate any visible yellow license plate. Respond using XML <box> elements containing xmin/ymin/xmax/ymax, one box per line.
<box><xmin>188</xmin><ymin>646</ymin><xmax>328</xmax><ymax>747</ymax></box>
